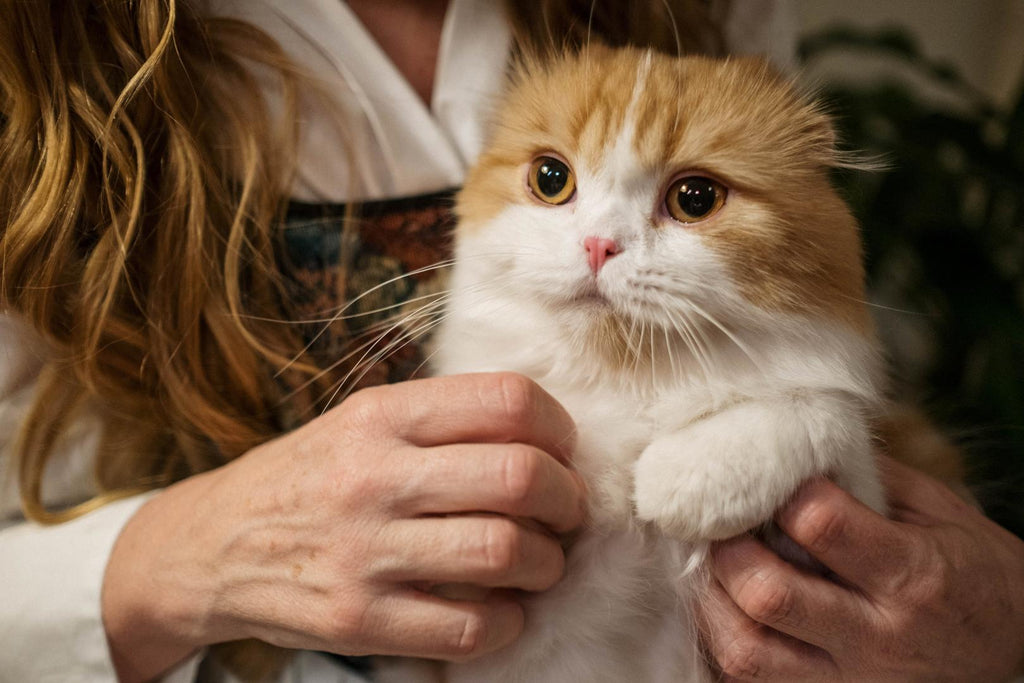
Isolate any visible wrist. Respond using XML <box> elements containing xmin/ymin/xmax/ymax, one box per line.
<box><xmin>101</xmin><ymin>470</ymin><xmax>227</xmax><ymax>682</ymax></box>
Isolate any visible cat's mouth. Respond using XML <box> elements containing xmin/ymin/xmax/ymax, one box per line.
<box><xmin>572</xmin><ymin>291</ymin><xmax>608</xmax><ymax>306</ymax></box>
<box><xmin>567</xmin><ymin>282</ymin><xmax>612</xmax><ymax>308</ymax></box>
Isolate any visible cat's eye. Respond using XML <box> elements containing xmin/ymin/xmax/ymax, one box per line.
<box><xmin>528</xmin><ymin>156</ymin><xmax>576</xmax><ymax>205</ymax></box>
<box><xmin>665</xmin><ymin>176</ymin><xmax>727</xmax><ymax>223</ymax></box>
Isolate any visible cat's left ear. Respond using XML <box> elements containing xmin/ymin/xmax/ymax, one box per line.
<box><xmin>735</xmin><ymin>56</ymin><xmax>848</xmax><ymax>170</ymax></box>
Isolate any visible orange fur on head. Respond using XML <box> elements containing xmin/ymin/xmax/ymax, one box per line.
<box><xmin>459</xmin><ymin>46</ymin><xmax>871</xmax><ymax>334</ymax></box>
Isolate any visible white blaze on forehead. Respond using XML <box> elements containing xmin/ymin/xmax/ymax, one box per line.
<box><xmin>573</xmin><ymin>50</ymin><xmax>658</xmax><ymax>247</ymax></box>
<box><xmin>601</xmin><ymin>50</ymin><xmax>654</xmax><ymax>185</ymax></box>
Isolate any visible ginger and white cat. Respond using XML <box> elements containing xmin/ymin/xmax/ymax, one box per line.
<box><xmin>391</xmin><ymin>46</ymin><xmax>887</xmax><ymax>682</ymax></box>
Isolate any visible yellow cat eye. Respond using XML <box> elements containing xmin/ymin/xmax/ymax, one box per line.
<box><xmin>665</xmin><ymin>176</ymin><xmax>727</xmax><ymax>224</ymax></box>
<box><xmin>528</xmin><ymin>155</ymin><xmax>576</xmax><ymax>205</ymax></box>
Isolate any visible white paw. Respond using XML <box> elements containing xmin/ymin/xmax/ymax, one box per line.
<box><xmin>633</xmin><ymin>395</ymin><xmax>877</xmax><ymax>543</ymax></box>
<box><xmin>633</xmin><ymin>425</ymin><xmax>782</xmax><ymax>541</ymax></box>
<box><xmin>633</xmin><ymin>408</ymin><xmax>852</xmax><ymax>541</ymax></box>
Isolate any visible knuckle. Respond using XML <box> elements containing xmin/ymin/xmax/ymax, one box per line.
<box><xmin>903</xmin><ymin>541</ymin><xmax>950</xmax><ymax>605</ymax></box>
<box><xmin>884</xmin><ymin>534</ymin><xmax>942</xmax><ymax>600</ymax></box>
<box><xmin>795</xmin><ymin>499</ymin><xmax>847</xmax><ymax>556</ymax></box>
<box><xmin>449</xmin><ymin>610</ymin><xmax>488</xmax><ymax>658</ymax></box>
<box><xmin>536</xmin><ymin>542</ymin><xmax>566</xmax><ymax>590</ymax></box>
<box><xmin>907</xmin><ymin>572</ymin><xmax>944</xmax><ymax>609</ymax></box>
<box><xmin>494</xmin><ymin>372</ymin><xmax>539</xmax><ymax>428</ymax></box>
<box><xmin>718</xmin><ymin>633</ymin><xmax>768</xmax><ymax>680</ymax></box>
<box><xmin>341</xmin><ymin>387</ymin><xmax>391</xmax><ymax>431</ymax></box>
<box><xmin>328</xmin><ymin>450</ymin><xmax>388</xmax><ymax>508</ymax></box>
<box><xmin>342</xmin><ymin>471</ymin><xmax>387</xmax><ymax>509</ymax></box>
<box><xmin>501</xmin><ymin>445</ymin><xmax>543</xmax><ymax>509</ymax></box>
<box><xmin>479</xmin><ymin>518</ymin><xmax>522</xmax><ymax>576</ymax></box>
<box><xmin>741</xmin><ymin>574</ymin><xmax>796</xmax><ymax>627</ymax></box>
<box><xmin>326</xmin><ymin>592</ymin><xmax>374</xmax><ymax>648</ymax></box>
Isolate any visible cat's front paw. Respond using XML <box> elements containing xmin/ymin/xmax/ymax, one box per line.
<box><xmin>633</xmin><ymin>426</ymin><xmax>772</xmax><ymax>541</ymax></box>
<box><xmin>633</xmin><ymin>409</ymin><xmax>832</xmax><ymax>541</ymax></box>
<box><xmin>635</xmin><ymin>393</ymin><xmax>876</xmax><ymax>543</ymax></box>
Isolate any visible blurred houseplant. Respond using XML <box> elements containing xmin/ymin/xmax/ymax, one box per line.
<box><xmin>801</xmin><ymin>27</ymin><xmax>1024</xmax><ymax>536</ymax></box>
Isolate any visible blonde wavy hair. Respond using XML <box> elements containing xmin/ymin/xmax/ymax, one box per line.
<box><xmin>0</xmin><ymin>0</ymin><xmax>324</xmax><ymax>524</ymax></box>
<box><xmin>0</xmin><ymin>0</ymin><xmax>723</xmax><ymax>678</ymax></box>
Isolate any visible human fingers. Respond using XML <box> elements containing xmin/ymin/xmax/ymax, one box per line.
<box><xmin>700</xmin><ymin>571</ymin><xmax>839</xmax><ymax>682</ymax></box>
<box><xmin>775</xmin><ymin>478</ymin><xmax>920</xmax><ymax>597</ymax></box>
<box><xmin>347</xmin><ymin>588</ymin><xmax>525</xmax><ymax>661</ymax></box>
<box><xmin>354</xmin><ymin>373</ymin><xmax>577</xmax><ymax>463</ymax></box>
<box><xmin>710</xmin><ymin>534</ymin><xmax>864</xmax><ymax>653</ymax></box>
<box><xmin>393</xmin><ymin>443</ymin><xmax>585</xmax><ymax>533</ymax></box>
<box><xmin>381</xmin><ymin>515</ymin><xmax>565</xmax><ymax>591</ymax></box>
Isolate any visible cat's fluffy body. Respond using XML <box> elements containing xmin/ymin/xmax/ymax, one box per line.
<box><xmin>420</xmin><ymin>47</ymin><xmax>886</xmax><ymax>682</ymax></box>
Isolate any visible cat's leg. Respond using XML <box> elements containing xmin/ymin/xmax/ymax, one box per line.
<box><xmin>634</xmin><ymin>390</ymin><xmax>884</xmax><ymax>542</ymax></box>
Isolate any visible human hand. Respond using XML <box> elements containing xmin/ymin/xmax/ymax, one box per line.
<box><xmin>102</xmin><ymin>373</ymin><xmax>585</xmax><ymax>681</ymax></box>
<box><xmin>702</xmin><ymin>456</ymin><xmax>1024</xmax><ymax>682</ymax></box>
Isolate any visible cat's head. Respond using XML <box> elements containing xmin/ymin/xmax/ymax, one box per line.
<box><xmin>453</xmin><ymin>46</ymin><xmax>870</xmax><ymax>372</ymax></box>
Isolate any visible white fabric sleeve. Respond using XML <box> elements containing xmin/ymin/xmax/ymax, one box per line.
<box><xmin>0</xmin><ymin>495</ymin><xmax>153</xmax><ymax>682</ymax></box>
<box><xmin>0</xmin><ymin>314</ymin><xmax>204</xmax><ymax>681</ymax></box>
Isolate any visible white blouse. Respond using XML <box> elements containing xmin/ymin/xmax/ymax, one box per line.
<box><xmin>210</xmin><ymin>0</ymin><xmax>511</xmax><ymax>203</ymax></box>
<box><xmin>0</xmin><ymin>1</ymin><xmax>794</xmax><ymax>680</ymax></box>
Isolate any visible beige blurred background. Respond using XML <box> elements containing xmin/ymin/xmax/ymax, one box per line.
<box><xmin>794</xmin><ymin>0</ymin><xmax>1024</xmax><ymax>106</ymax></box>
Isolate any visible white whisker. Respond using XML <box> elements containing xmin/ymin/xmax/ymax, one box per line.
<box><xmin>682</xmin><ymin>299</ymin><xmax>759</xmax><ymax>369</ymax></box>
<box><xmin>302</xmin><ymin>268</ymin><xmax>529</xmax><ymax>409</ymax></box>
<box><xmin>679</xmin><ymin>306</ymin><xmax>720</xmax><ymax>379</ymax></box>
<box><xmin>664</xmin><ymin>304</ymin><xmax>713</xmax><ymax>384</ymax></box>
<box><xmin>272</xmin><ymin>260</ymin><xmax>455</xmax><ymax>378</ymax></box>
<box><xmin>662</xmin><ymin>322</ymin><xmax>679</xmax><ymax>379</ymax></box>
<box><xmin>649</xmin><ymin>320</ymin><xmax>656</xmax><ymax>388</ymax></box>
<box><xmin>324</xmin><ymin>314</ymin><xmax>445</xmax><ymax>409</ymax></box>
<box><xmin>284</xmin><ymin>298</ymin><xmax>447</xmax><ymax>401</ymax></box>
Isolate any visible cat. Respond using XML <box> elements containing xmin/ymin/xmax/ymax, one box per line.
<box><xmin>380</xmin><ymin>45</ymin><xmax>888</xmax><ymax>683</ymax></box>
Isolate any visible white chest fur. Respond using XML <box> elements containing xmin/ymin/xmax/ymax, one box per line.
<box><xmin>419</xmin><ymin>294</ymin><xmax>885</xmax><ymax>682</ymax></box>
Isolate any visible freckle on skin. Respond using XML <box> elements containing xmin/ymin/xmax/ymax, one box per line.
<box><xmin>292</xmin><ymin>564</ymin><xmax>304</xmax><ymax>578</ymax></box>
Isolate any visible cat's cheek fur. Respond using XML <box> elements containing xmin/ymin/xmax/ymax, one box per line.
<box><xmin>633</xmin><ymin>390</ymin><xmax>878</xmax><ymax>541</ymax></box>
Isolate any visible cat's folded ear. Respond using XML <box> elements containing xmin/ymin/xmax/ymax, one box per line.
<box><xmin>753</xmin><ymin>57</ymin><xmax>840</xmax><ymax>164</ymax></box>
<box><xmin>725</xmin><ymin>55</ymin><xmax>881</xmax><ymax>172</ymax></box>
<box><xmin>731</xmin><ymin>56</ymin><xmax>883</xmax><ymax>173</ymax></box>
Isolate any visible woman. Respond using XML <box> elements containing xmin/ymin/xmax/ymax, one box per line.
<box><xmin>1</xmin><ymin>1</ymin><xmax>1021</xmax><ymax>681</ymax></box>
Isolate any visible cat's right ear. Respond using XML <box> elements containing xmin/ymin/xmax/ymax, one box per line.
<box><xmin>732</xmin><ymin>57</ymin><xmax>886</xmax><ymax>173</ymax></box>
<box><xmin>730</xmin><ymin>56</ymin><xmax>878</xmax><ymax>174</ymax></box>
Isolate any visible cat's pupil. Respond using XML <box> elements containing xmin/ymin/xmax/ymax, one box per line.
<box><xmin>677</xmin><ymin>178</ymin><xmax>717</xmax><ymax>217</ymax></box>
<box><xmin>537</xmin><ymin>158</ymin><xmax>569</xmax><ymax>197</ymax></box>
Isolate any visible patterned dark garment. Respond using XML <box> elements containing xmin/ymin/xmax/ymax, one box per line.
<box><xmin>276</xmin><ymin>189</ymin><xmax>457</xmax><ymax>678</ymax></box>
<box><xmin>276</xmin><ymin>189</ymin><xmax>457</xmax><ymax>419</ymax></box>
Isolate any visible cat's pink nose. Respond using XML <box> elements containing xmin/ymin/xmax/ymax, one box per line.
<box><xmin>584</xmin><ymin>236</ymin><xmax>619</xmax><ymax>274</ymax></box>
